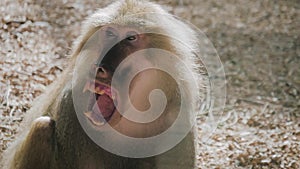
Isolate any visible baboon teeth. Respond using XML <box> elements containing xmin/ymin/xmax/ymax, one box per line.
<box><xmin>84</xmin><ymin>80</ymin><xmax>117</xmax><ymax>126</ymax></box>
<box><xmin>83</xmin><ymin>80</ymin><xmax>113</xmax><ymax>99</ymax></box>
<box><xmin>84</xmin><ymin>111</ymin><xmax>106</xmax><ymax>126</ymax></box>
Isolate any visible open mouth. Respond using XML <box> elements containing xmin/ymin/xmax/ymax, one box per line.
<box><xmin>83</xmin><ymin>80</ymin><xmax>117</xmax><ymax>127</ymax></box>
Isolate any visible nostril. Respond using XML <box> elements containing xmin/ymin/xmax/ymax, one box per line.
<box><xmin>98</xmin><ymin>67</ymin><xmax>105</xmax><ymax>73</ymax></box>
<box><xmin>96</xmin><ymin>66</ymin><xmax>109</xmax><ymax>78</ymax></box>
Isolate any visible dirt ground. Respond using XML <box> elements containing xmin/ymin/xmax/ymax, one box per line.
<box><xmin>0</xmin><ymin>0</ymin><xmax>299</xmax><ymax>168</ymax></box>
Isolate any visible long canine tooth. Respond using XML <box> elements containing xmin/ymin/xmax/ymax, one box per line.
<box><xmin>83</xmin><ymin>80</ymin><xmax>113</xmax><ymax>97</ymax></box>
<box><xmin>84</xmin><ymin>111</ymin><xmax>106</xmax><ymax>126</ymax></box>
<box><xmin>93</xmin><ymin>120</ymin><xmax>106</xmax><ymax>126</ymax></box>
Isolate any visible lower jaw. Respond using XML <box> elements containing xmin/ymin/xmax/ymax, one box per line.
<box><xmin>84</xmin><ymin>109</ymin><xmax>122</xmax><ymax>131</ymax></box>
<box><xmin>84</xmin><ymin>92</ymin><xmax>116</xmax><ymax>127</ymax></box>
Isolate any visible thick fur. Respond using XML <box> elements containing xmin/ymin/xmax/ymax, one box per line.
<box><xmin>1</xmin><ymin>0</ymin><xmax>204</xmax><ymax>169</ymax></box>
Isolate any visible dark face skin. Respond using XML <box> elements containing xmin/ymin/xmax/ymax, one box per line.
<box><xmin>93</xmin><ymin>26</ymin><xmax>149</xmax><ymax>82</ymax></box>
<box><xmin>84</xmin><ymin>25</ymin><xmax>152</xmax><ymax>130</ymax></box>
<box><xmin>83</xmin><ymin>25</ymin><xmax>178</xmax><ymax>138</ymax></box>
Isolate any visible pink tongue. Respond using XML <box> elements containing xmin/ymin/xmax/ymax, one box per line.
<box><xmin>92</xmin><ymin>94</ymin><xmax>115</xmax><ymax>118</ymax></box>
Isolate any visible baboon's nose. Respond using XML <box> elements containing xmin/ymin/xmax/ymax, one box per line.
<box><xmin>96</xmin><ymin>66</ymin><xmax>109</xmax><ymax>79</ymax></box>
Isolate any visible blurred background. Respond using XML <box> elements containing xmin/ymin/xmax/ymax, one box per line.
<box><xmin>0</xmin><ymin>0</ymin><xmax>299</xmax><ymax>168</ymax></box>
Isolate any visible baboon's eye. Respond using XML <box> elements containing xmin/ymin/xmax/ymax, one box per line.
<box><xmin>106</xmin><ymin>31</ymin><xmax>115</xmax><ymax>37</ymax></box>
<box><xmin>126</xmin><ymin>36</ymin><xmax>137</xmax><ymax>41</ymax></box>
<box><xmin>126</xmin><ymin>31</ymin><xmax>138</xmax><ymax>41</ymax></box>
<box><xmin>105</xmin><ymin>28</ymin><xmax>117</xmax><ymax>37</ymax></box>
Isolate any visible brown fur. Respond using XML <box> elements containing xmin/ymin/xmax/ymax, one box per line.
<box><xmin>1</xmin><ymin>1</ymin><xmax>205</xmax><ymax>169</ymax></box>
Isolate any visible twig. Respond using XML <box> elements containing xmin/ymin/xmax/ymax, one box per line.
<box><xmin>5</xmin><ymin>80</ymin><xmax>11</xmax><ymax>109</ymax></box>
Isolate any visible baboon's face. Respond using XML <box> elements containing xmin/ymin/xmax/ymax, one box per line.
<box><xmin>82</xmin><ymin>25</ymin><xmax>154</xmax><ymax>130</ymax></box>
